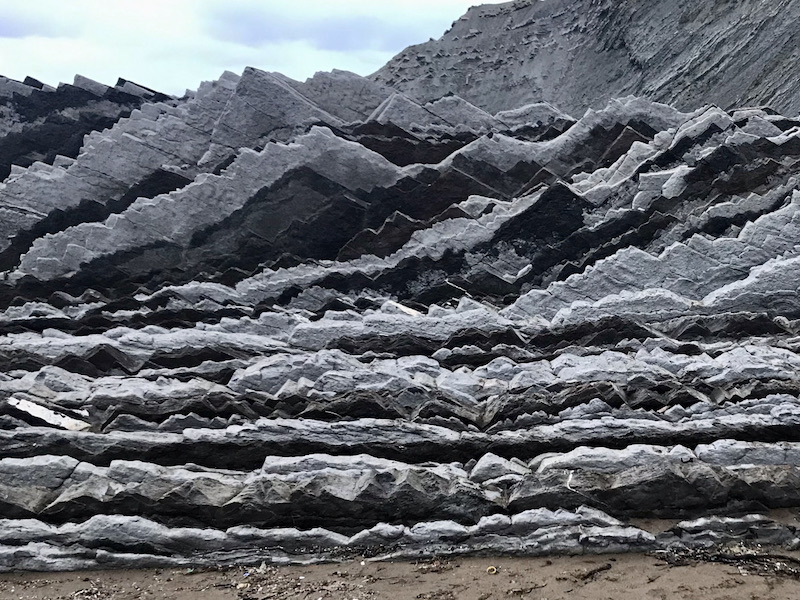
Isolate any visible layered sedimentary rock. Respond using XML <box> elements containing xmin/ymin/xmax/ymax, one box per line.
<box><xmin>372</xmin><ymin>0</ymin><xmax>800</xmax><ymax>116</ymax></box>
<box><xmin>0</xmin><ymin>75</ymin><xmax>173</xmax><ymax>182</ymax></box>
<box><xmin>3</xmin><ymin>29</ymin><xmax>800</xmax><ymax>571</ymax></box>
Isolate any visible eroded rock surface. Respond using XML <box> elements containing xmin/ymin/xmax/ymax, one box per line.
<box><xmin>3</xmin><ymin>7</ymin><xmax>800</xmax><ymax>571</ymax></box>
<box><xmin>372</xmin><ymin>0</ymin><xmax>800</xmax><ymax>116</ymax></box>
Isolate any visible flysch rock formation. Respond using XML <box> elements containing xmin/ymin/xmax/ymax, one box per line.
<box><xmin>0</xmin><ymin>74</ymin><xmax>173</xmax><ymax>183</ymax></box>
<box><xmin>372</xmin><ymin>0</ymin><xmax>800</xmax><ymax>116</ymax></box>
<box><xmin>3</xmin><ymin>4</ymin><xmax>800</xmax><ymax>572</ymax></box>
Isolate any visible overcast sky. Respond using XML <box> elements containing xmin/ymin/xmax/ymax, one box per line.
<box><xmin>0</xmin><ymin>0</ymin><xmax>503</xmax><ymax>95</ymax></box>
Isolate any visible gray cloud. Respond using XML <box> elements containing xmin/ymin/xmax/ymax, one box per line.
<box><xmin>0</xmin><ymin>11</ymin><xmax>75</xmax><ymax>39</ymax></box>
<box><xmin>204</xmin><ymin>6</ymin><xmax>424</xmax><ymax>52</ymax></box>
<box><xmin>0</xmin><ymin>16</ymin><xmax>43</xmax><ymax>39</ymax></box>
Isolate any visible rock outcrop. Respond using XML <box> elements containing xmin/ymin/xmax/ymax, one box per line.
<box><xmin>0</xmin><ymin>74</ymin><xmax>172</xmax><ymax>182</ymax></box>
<box><xmin>3</xmin><ymin>3</ymin><xmax>800</xmax><ymax>572</ymax></box>
<box><xmin>372</xmin><ymin>0</ymin><xmax>800</xmax><ymax>116</ymax></box>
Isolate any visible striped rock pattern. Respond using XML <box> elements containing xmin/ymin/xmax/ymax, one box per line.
<box><xmin>2</xmin><ymin>38</ymin><xmax>800</xmax><ymax>571</ymax></box>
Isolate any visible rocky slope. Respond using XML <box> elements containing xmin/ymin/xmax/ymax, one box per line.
<box><xmin>2</xmin><ymin>12</ymin><xmax>800</xmax><ymax>571</ymax></box>
<box><xmin>372</xmin><ymin>0</ymin><xmax>800</xmax><ymax>116</ymax></box>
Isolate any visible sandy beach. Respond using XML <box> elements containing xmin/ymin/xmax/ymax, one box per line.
<box><xmin>3</xmin><ymin>550</ymin><xmax>800</xmax><ymax>600</ymax></box>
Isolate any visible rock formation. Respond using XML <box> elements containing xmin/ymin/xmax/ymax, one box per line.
<box><xmin>372</xmin><ymin>0</ymin><xmax>800</xmax><ymax>116</ymax></box>
<box><xmin>2</xmin><ymin>1</ymin><xmax>800</xmax><ymax>572</ymax></box>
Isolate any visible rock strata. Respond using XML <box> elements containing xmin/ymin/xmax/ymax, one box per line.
<box><xmin>372</xmin><ymin>0</ymin><xmax>800</xmax><ymax>116</ymax></box>
<box><xmin>3</xmin><ymin>3</ymin><xmax>800</xmax><ymax>571</ymax></box>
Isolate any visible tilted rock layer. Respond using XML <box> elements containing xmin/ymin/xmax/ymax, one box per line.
<box><xmin>2</xmin><ymin>2</ymin><xmax>800</xmax><ymax>571</ymax></box>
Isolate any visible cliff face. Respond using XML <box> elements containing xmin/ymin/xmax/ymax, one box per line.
<box><xmin>372</xmin><ymin>0</ymin><xmax>800</xmax><ymax>115</ymax></box>
<box><xmin>2</xmin><ymin>1</ymin><xmax>800</xmax><ymax>572</ymax></box>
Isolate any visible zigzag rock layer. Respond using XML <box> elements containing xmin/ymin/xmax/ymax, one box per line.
<box><xmin>3</xmin><ymin>28</ymin><xmax>800</xmax><ymax>571</ymax></box>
